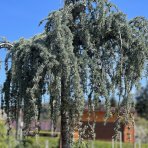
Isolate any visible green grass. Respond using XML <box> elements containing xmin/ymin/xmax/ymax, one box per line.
<box><xmin>1</xmin><ymin>134</ymin><xmax>148</xmax><ymax>148</ymax></box>
<box><xmin>94</xmin><ymin>140</ymin><xmax>148</xmax><ymax>148</ymax></box>
<box><xmin>14</xmin><ymin>137</ymin><xmax>59</xmax><ymax>148</ymax></box>
<box><xmin>19</xmin><ymin>137</ymin><xmax>148</xmax><ymax>148</ymax></box>
<box><xmin>1</xmin><ymin>120</ymin><xmax>148</xmax><ymax>148</ymax></box>
<box><xmin>73</xmin><ymin>140</ymin><xmax>148</xmax><ymax>148</ymax></box>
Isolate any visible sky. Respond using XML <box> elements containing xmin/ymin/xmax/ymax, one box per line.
<box><xmin>0</xmin><ymin>0</ymin><xmax>148</xmax><ymax>88</ymax></box>
<box><xmin>0</xmin><ymin>0</ymin><xmax>148</xmax><ymax>42</ymax></box>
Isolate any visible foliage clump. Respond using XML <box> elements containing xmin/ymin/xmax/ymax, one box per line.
<box><xmin>136</xmin><ymin>85</ymin><xmax>148</xmax><ymax>120</ymax></box>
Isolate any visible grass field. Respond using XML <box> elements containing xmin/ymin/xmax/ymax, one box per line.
<box><xmin>1</xmin><ymin>131</ymin><xmax>148</xmax><ymax>147</ymax></box>
<box><xmin>1</xmin><ymin>119</ymin><xmax>148</xmax><ymax>148</ymax></box>
<box><xmin>18</xmin><ymin>136</ymin><xmax>148</xmax><ymax>148</ymax></box>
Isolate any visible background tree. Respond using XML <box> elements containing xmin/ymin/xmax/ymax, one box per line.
<box><xmin>110</xmin><ymin>96</ymin><xmax>117</xmax><ymax>107</ymax></box>
<box><xmin>1</xmin><ymin>0</ymin><xmax>148</xmax><ymax>147</ymax></box>
<box><xmin>136</xmin><ymin>85</ymin><xmax>148</xmax><ymax>120</ymax></box>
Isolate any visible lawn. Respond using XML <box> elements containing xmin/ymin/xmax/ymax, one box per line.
<box><xmin>1</xmin><ymin>120</ymin><xmax>148</xmax><ymax>148</ymax></box>
<box><xmin>1</xmin><ymin>133</ymin><xmax>148</xmax><ymax>148</ymax></box>
<box><xmin>18</xmin><ymin>136</ymin><xmax>148</xmax><ymax>148</ymax></box>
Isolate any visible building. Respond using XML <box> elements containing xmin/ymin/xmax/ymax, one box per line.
<box><xmin>74</xmin><ymin>109</ymin><xmax>135</xmax><ymax>143</ymax></box>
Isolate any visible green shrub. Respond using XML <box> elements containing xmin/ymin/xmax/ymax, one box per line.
<box><xmin>0</xmin><ymin>120</ymin><xmax>16</xmax><ymax>147</ymax></box>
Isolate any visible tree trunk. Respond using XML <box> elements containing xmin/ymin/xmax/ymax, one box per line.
<box><xmin>61</xmin><ymin>104</ymin><xmax>70</xmax><ymax>148</ymax></box>
<box><xmin>60</xmin><ymin>69</ymin><xmax>71</xmax><ymax>148</ymax></box>
<box><xmin>15</xmin><ymin>100</ymin><xmax>20</xmax><ymax>140</ymax></box>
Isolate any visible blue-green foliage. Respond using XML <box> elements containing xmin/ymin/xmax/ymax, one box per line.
<box><xmin>2</xmin><ymin>0</ymin><xmax>148</xmax><ymax>146</ymax></box>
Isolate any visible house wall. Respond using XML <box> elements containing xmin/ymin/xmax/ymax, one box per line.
<box><xmin>122</xmin><ymin>124</ymin><xmax>135</xmax><ymax>143</ymax></box>
<box><xmin>74</xmin><ymin>110</ymin><xmax>135</xmax><ymax>143</ymax></box>
<box><xmin>80</xmin><ymin>121</ymin><xmax>115</xmax><ymax>141</ymax></box>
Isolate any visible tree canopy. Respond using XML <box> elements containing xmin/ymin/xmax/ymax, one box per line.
<box><xmin>1</xmin><ymin>0</ymin><xmax>148</xmax><ymax>147</ymax></box>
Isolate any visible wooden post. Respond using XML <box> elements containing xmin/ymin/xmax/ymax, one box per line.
<box><xmin>112</xmin><ymin>138</ymin><xmax>114</xmax><ymax>148</ymax></box>
<box><xmin>119</xmin><ymin>131</ymin><xmax>122</xmax><ymax>148</ymax></box>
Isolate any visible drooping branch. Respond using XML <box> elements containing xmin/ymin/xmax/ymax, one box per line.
<box><xmin>0</xmin><ymin>42</ymin><xmax>13</xmax><ymax>49</ymax></box>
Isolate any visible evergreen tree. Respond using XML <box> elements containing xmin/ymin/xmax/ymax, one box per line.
<box><xmin>1</xmin><ymin>0</ymin><xmax>148</xmax><ymax>147</ymax></box>
<box><xmin>136</xmin><ymin>86</ymin><xmax>148</xmax><ymax>120</ymax></box>
<box><xmin>110</xmin><ymin>97</ymin><xmax>117</xmax><ymax>107</ymax></box>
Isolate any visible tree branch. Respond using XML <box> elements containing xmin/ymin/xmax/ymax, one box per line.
<box><xmin>0</xmin><ymin>42</ymin><xmax>13</xmax><ymax>49</ymax></box>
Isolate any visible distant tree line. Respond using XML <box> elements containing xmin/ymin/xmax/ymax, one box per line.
<box><xmin>136</xmin><ymin>85</ymin><xmax>148</xmax><ymax>120</ymax></box>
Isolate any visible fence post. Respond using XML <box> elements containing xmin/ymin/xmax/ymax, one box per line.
<box><xmin>138</xmin><ymin>139</ymin><xmax>141</xmax><ymax>148</ymax></box>
<box><xmin>45</xmin><ymin>140</ymin><xmax>49</xmax><ymax>148</ymax></box>
<box><xmin>119</xmin><ymin>131</ymin><xmax>122</xmax><ymax>148</ymax></box>
<box><xmin>112</xmin><ymin>138</ymin><xmax>114</xmax><ymax>148</ymax></box>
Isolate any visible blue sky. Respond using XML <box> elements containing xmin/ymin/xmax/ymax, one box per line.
<box><xmin>0</xmin><ymin>0</ymin><xmax>62</xmax><ymax>42</ymax></box>
<box><xmin>0</xmin><ymin>0</ymin><xmax>148</xmax><ymax>42</ymax></box>
<box><xmin>0</xmin><ymin>0</ymin><xmax>148</xmax><ymax>87</ymax></box>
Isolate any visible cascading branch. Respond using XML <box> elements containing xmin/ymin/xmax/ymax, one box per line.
<box><xmin>1</xmin><ymin>0</ymin><xmax>148</xmax><ymax>147</ymax></box>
